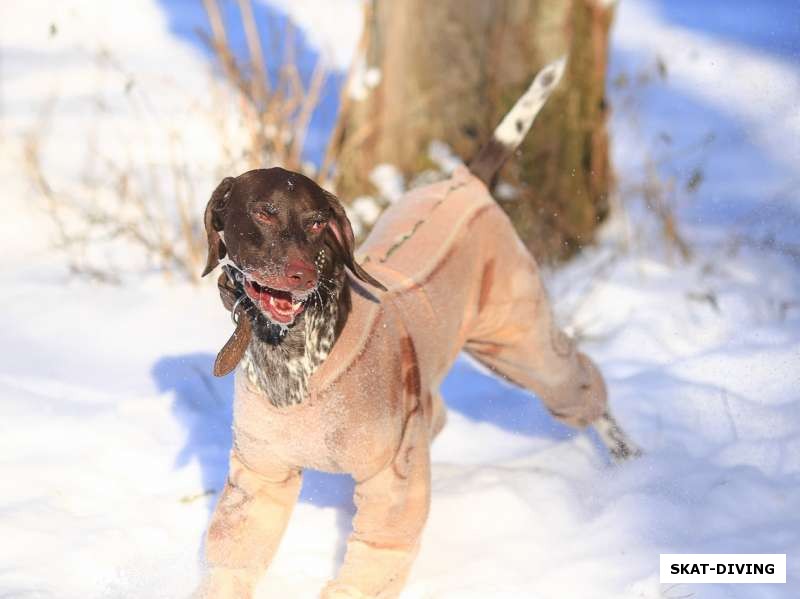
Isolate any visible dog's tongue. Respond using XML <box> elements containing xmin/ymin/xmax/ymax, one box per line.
<box><xmin>245</xmin><ymin>281</ymin><xmax>305</xmax><ymax>325</ymax></box>
<box><xmin>272</xmin><ymin>295</ymin><xmax>292</xmax><ymax>311</ymax></box>
<box><xmin>262</xmin><ymin>288</ymin><xmax>298</xmax><ymax>316</ymax></box>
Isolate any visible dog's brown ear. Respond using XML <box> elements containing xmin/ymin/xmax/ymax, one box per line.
<box><xmin>324</xmin><ymin>191</ymin><xmax>386</xmax><ymax>291</ymax></box>
<box><xmin>202</xmin><ymin>177</ymin><xmax>235</xmax><ymax>277</ymax></box>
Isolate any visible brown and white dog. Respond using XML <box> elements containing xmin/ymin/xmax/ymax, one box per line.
<box><xmin>197</xmin><ymin>58</ymin><xmax>640</xmax><ymax>599</ymax></box>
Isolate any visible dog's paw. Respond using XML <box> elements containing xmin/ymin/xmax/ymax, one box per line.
<box><xmin>321</xmin><ymin>581</ymin><xmax>370</xmax><ymax>599</ymax></box>
<box><xmin>593</xmin><ymin>410</ymin><xmax>643</xmax><ymax>464</ymax></box>
<box><xmin>193</xmin><ymin>568</ymin><xmax>257</xmax><ymax>599</ymax></box>
<box><xmin>610</xmin><ymin>440</ymin><xmax>643</xmax><ymax>464</ymax></box>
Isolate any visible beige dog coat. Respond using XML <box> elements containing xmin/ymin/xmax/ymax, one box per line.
<box><xmin>200</xmin><ymin>166</ymin><xmax>607</xmax><ymax>598</ymax></box>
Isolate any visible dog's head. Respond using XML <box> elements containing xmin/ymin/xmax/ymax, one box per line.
<box><xmin>202</xmin><ymin>167</ymin><xmax>383</xmax><ymax>326</ymax></box>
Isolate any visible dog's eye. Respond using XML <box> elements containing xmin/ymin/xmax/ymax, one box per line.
<box><xmin>253</xmin><ymin>205</ymin><xmax>277</xmax><ymax>224</ymax></box>
<box><xmin>308</xmin><ymin>219</ymin><xmax>328</xmax><ymax>234</ymax></box>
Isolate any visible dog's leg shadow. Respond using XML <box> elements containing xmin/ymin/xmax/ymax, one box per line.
<box><xmin>152</xmin><ymin>353</ymin><xmax>235</xmax><ymax>512</ymax></box>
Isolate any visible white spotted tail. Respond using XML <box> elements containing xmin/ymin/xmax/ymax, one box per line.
<box><xmin>469</xmin><ymin>55</ymin><xmax>567</xmax><ymax>185</ymax></box>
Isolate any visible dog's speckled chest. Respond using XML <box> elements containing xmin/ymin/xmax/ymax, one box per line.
<box><xmin>239</xmin><ymin>301</ymin><xmax>338</xmax><ymax>408</ymax></box>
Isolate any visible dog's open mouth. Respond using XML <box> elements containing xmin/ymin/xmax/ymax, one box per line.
<box><xmin>244</xmin><ymin>279</ymin><xmax>306</xmax><ymax>325</ymax></box>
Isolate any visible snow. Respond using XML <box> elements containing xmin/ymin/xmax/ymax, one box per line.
<box><xmin>254</xmin><ymin>0</ymin><xmax>364</xmax><ymax>70</ymax></box>
<box><xmin>614</xmin><ymin>1</ymin><xmax>800</xmax><ymax>174</ymax></box>
<box><xmin>427</xmin><ymin>140</ymin><xmax>464</xmax><ymax>176</ymax></box>
<box><xmin>347</xmin><ymin>53</ymin><xmax>382</xmax><ymax>101</ymax></box>
<box><xmin>350</xmin><ymin>196</ymin><xmax>383</xmax><ymax>233</ymax></box>
<box><xmin>369</xmin><ymin>163</ymin><xmax>405</xmax><ymax>204</ymax></box>
<box><xmin>1</xmin><ymin>1</ymin><xmax>798</xmax><ymax>598</ymax></box>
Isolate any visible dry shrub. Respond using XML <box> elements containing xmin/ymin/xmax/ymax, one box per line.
<box><xmin>201</xmin><ymin>0</ymin><xmax>333</xmax><ymax>177</ymax></box>
<box><xmin>26</xmin><ymin>0</ymin><xmax>339</xmax><ymax>283</ymax></box>
<box><xmin>25</xmin><ymin>92</ymin><xmax>209</xmax><ymax>282</ymax></box>
<box><xmin>634</xmin><ymin>158</ymin><xmax>694</xmax><ymax>262</ymax></box>
<box><xmin>611</xmin><ymin>56</ymin><xmax>713</xmax><ymax>263</ymax></box>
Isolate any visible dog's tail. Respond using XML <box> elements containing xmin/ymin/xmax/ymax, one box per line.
<box><xmin>468</xmin><ymin>55</ymin><xmax>567</xmax><ymax>186</ymax></box>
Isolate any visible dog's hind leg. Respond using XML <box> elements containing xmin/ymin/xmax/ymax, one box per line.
<box><xmin>465</xmin><ymin>275</ymin><xmax>607</xmax><ymax>429</ymax></box>
<box><xmin>463</xmin><ymin>215</ymin><xmax>640</xmax><ymax>461</ymax></box>
<box><xmin>467</xmin><ymin>315</ymin><xmax>641</xmax><ymax>463</ymax></box>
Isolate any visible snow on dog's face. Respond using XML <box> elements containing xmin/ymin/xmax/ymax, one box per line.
<box><xmin>201</xmin><ymin>167</ymin><xmax>384</xmax><ymax>326</ymax></box>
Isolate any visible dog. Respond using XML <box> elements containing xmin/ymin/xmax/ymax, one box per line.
<box><xmin>196</xmin><ymin>57</ymin><xmax>640</xmax><ymax>599</ymax></box>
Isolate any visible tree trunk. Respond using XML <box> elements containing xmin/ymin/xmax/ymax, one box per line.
<box><xmin>330</xmin><ymin>0</ymin><xmax>615</xmax><ymax>263</ymax></box>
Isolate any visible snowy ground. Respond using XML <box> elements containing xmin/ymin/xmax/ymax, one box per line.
<box><xmin>1</xmin><ymin>1</ymin><xmax>798</xmax><ymax>598</ymax></box>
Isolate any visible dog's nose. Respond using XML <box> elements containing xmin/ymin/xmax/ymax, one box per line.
<box><xmin>285</xmin><ymin>261</ymin><xmax>317</xmax><ymax>291</ymax></box>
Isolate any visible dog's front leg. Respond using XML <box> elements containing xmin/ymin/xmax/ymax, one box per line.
<box><xmin>323</xmin><ymin>411</ymin><xmax>431</xmax><ymax>599</ymax></box>
<box><xmin>195</xmin><ymin>453</ymin><xmax>302</xmax><ymax>599</ymax></box>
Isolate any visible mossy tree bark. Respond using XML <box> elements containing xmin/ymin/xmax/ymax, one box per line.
<box><xmin>330</xmin><ymin>0</ymin><xmax>615</xmax><ymax>262</ymax></box>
